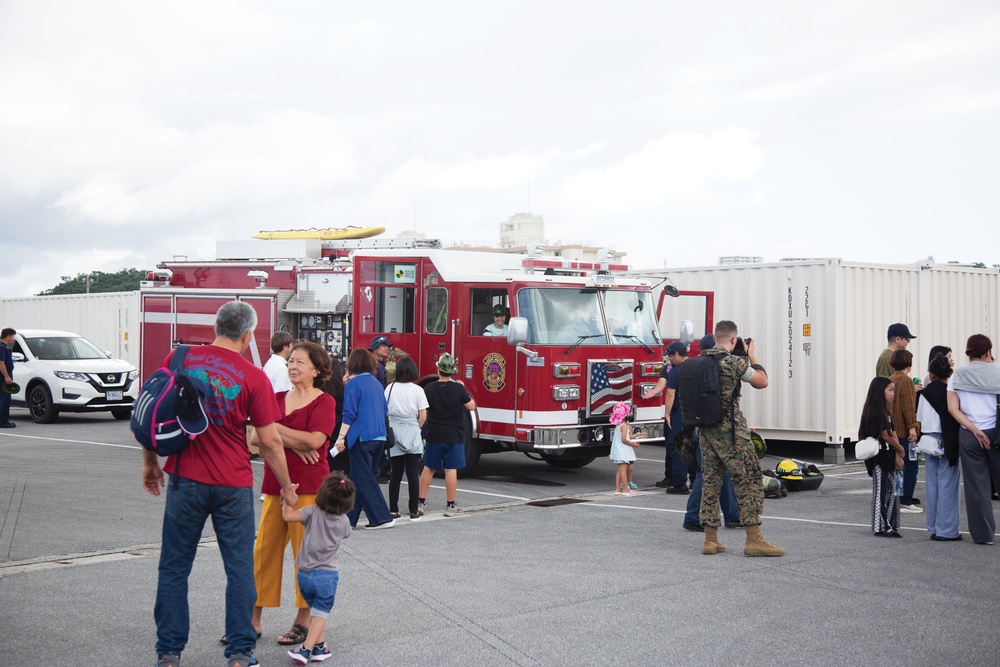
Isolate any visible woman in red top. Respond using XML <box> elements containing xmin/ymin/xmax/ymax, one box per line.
<box><xmin>247</xmin><ymin>341</ymin><xmax>335</xmax><ymax>646</ymax></box>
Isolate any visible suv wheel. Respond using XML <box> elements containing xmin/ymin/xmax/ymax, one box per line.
<box><xmin>28</xmin><ymin>384</ymin><xmax>59</xmax><ymax>424</ymax></box>
<box><xmin>111</xmin><ymin>408</ymin><xmax>132</xmax><ymax>421</ymax></box>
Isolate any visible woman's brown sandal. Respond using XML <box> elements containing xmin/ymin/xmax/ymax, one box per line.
<box><xmin>276</xmin><ymin>624</ymin><xmax>309</xmax><ymax>646</ymax></box>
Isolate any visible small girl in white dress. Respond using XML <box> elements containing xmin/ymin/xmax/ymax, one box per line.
<box><xmin>608</xmin><ymin>401</ymin><xmax>639</xmax><ymax>496</ymax></box>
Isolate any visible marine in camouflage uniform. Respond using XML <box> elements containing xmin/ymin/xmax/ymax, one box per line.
<box><xmin>698</xmin><ymin>346</ymin><xmax>764</xmax><ymax>527</ymax></box>
<box><xmin>694</xmin><ymin>321</ymin><xmax>783</xmax><ymax>557</ymax></box>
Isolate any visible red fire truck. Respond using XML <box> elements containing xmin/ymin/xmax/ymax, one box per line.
<box><xmin>139</xmin><ymin>241</ymin><xmax>668</xmax><ymax>473</ymax></box>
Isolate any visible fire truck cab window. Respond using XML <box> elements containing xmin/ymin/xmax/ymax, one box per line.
<box><xmin>470</xmin><ymin>288</ymin><xmax>508</xmax><ymax>335</ymax></box>
<box><xmin>517</xmin><ymin>289</ymin><xmax>605</xmax><ymax>345</ymax></box>
<box><xmin>516</xmin><ymin>288</ymin><xmax>660</xmax><ymax>346</ymax></box>
<box><xmin>371</xmin><ymin>261</ymin><xmax>416</xmax><ymax>334</ymax></box>
<box><xmin>602</xmin><ymin>290</ymin><xmax>661</xmax><ymax>345</ymax></box>
<box><xmin>426</xmin><ymin>287</ymin><xmax>448</xmax><ymax>335</ymax></box>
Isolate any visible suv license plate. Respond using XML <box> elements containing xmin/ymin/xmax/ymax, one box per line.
<box><xmin>106</xmin><ymin>391</ymin><xmax>123</xmax><ymax>401</ymax></box>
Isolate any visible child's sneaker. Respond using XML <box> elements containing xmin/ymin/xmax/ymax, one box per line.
<box><xmin>156</xmin><ymin>655</ymin><xmax>180</xmax><ymax>667</ymax></box>
<box><xmin>624</xmin><ymin>490</ymin><xmax>636</xmax><ymax>497</ymax></box>
<box><xmin>443</xmin><ymin>505</ymin><xmax>464</xmax><ymax>517</ymax></box>
<box><xmin>627</xmin><ymin>482</ymin><xmax>638</xmax><ymax>490</ymax></box>
<box><xmin>309</xmin><ymin>642</ymin><xmax>332</xmax><ymax>662</ymax></box>
<box><xmin>417</xmin><ymin>501</ymin><xmax>426</xmax><ymax>516</ymax></box>
<box><xmin>288</xmin><ymin>645</ymin><xmax>312</xmax><ymax>665</ymax></box>
<box><xmin>227</xmin><ymin>654</ymin><xmax>259</xmax><ymax>667</ymax></box>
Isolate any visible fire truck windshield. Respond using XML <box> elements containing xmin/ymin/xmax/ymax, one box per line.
<box><xmin>516</xmin><ymin>288</ymin><xmax>661</xmax><ymax>346</ymax></box>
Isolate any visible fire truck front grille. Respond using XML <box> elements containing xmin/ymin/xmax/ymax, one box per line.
<box><xmin>587</xmin><ymin>360</ymin><xmax>634</xmax><ymax>417</ymax></box>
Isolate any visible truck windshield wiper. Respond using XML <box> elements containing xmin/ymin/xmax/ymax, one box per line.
<box><xmin>564</xmin><ymin>334</ymin><xmax>606</xmax><ymax>355</ymax></box>
<box><xmin>613</xmin><ymin>333</ymin><xmax>654</xmax><ymax>354</ymax></box>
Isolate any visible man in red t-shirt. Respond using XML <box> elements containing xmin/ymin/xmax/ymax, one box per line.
<box><xmin>142</xmin><ymin>301</ymin><xmax>297</xmax><ymax>667</ymax></box>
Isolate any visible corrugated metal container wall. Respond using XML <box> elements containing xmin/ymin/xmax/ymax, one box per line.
<box><xmin>835</xmin><ymin>262</ymin><xmax>921</xmax><ymax>443</ymax></box>
<box><xmin>658</xmin><ymin>261</ymin><xmax>833</xmax><ymax>443</ymax></box>
<box><xmin>656</xmin><ymin>260</ymin><xmax>1000</xmax><ymax>445</ymax></box>
<box><xmin>0</xmin><ymin>291</ymin><xmax>140</xmax><ymax>367</ymax></box>
<box><xmin>915</xmin><ymin>266</ymin><xmax>1000</xmax><ymax>363</ymax></box>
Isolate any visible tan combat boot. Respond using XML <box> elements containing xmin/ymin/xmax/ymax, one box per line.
<box><xmin>744</xmin><ymin>525</ymin><xmax>784</xmax><ymax>557</ymax></box>
<box><xmin>703</xmin><ymin>526</ymin><xmax>725</xmax><ymax>555</ymax></box>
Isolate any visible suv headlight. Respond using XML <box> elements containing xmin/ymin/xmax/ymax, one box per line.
<box><xmin>54</xmin><ymin>371</ymin><xmax>90</xmax><ymax>382</ymax></box>
<box><xmin>128</xmin><ymin>370</ymin><xmax>139</xmax><ymax>381</ymax></box>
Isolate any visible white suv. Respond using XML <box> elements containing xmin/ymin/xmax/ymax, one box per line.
<box><xmin>10</xmin><ymin>329</ymin><xmax>139</xmax><ymax>423</ymax></box>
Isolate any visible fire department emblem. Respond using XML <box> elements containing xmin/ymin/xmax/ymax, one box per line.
<box><xmin>482</xmin><ymin>353</ymin><xmax>506</xmax><ymax>393</ymax></box>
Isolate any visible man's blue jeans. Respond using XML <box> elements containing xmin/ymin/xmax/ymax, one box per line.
<box><xmin>347</xmin><ymin>439</ymin><xmax>392</xmax><ymax>528</ymax></box>
<box><xmin>685</xmin><ymin>444</ymin><xmax>740</xmax><ymax>527</ymax></box>
<box><xmin>665</xmin><ymin>415</ymin><xmax>687</xmax><ymax>487</ymax></box>
<box><xmin>155</xmin><ymin>476</ymin><xmax>256</xmax><ymax>659</ymax></box>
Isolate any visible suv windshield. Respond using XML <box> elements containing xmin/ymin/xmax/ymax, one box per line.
<box><xmin>25</xmin><ymin>336</ymin><xmax>108</xmax><ymax>360</ymax></box>
<box><xmin>516</xmin><ymin>288</ymin><xmax>661</xmax><ymax>346</ymax></box>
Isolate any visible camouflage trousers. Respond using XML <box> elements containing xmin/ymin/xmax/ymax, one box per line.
<box><xmin>699</xmin><ymin>431</ymin><xmax>764</xmax><ymax>527</ymax></box>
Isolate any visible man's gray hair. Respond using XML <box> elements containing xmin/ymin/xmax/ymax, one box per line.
<box><xmin>215</xmin><ymin>301</ymin><xmax>257</xmax><ymax>342</ymax></box>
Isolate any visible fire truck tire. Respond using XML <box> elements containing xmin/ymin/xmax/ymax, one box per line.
<box><xmin>540</xmin><ymin>452</ymin><xmax>598</xmax><ymax>469</ymax></box>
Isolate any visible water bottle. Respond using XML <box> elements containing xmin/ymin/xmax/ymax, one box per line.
<box><xmin>895</xmin><ymin>471</ymin><xmax>903</xmax><ymax>496</ymax></box>
<box><xmin>908</xmin><ymin>440</ymin><xmax>918</xmax><ymax>462</ymax></box>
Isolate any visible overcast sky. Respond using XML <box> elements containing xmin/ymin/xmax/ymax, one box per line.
<box><xmin>2</xmin><ymin>1</ymin><xmax>998</xmax><ymax>298</ymax></box>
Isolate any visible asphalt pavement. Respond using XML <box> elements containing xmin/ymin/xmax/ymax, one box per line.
<box><xmin>1</xmin><ymin>410</ymin><xmax>998</xmax><ymax>667</ymax></box>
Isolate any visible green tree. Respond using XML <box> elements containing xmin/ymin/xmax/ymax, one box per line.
<box><xmin>38</xmin><ymin>268</ymin><xmax>150</xmax><ymax>296</ymax></box>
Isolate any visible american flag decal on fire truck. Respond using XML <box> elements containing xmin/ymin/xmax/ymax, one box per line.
<box><xmin>589</xmin><ymin>361</ymin><xmax>633</xmax><ymax>415</ymax></box>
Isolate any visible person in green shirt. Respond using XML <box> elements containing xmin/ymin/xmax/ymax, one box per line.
<box><xmin>876</xmin><ymin>323</ymin><xmax>916</xmax><ymax>377</ymax></box>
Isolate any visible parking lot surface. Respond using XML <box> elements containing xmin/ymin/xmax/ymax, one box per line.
<box><xmin>1</xmin><ymin>412</ymin><xmax>998</xmax><ymax>666</ymax></box>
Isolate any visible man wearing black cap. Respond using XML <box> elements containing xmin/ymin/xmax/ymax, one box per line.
<box><xmin>369</xmin><ymin>335</ymin><xmax>393</xmax><ymax>387</ymax></box>
<box><xmin>877</xmin><ymin>323</ymin><xmax>916</xmax><ymax>378</ymax></box>
<box><xmin>644</xmin><ymin>341</ymin><xmax>691</xmax><ymax>492</ymax></box>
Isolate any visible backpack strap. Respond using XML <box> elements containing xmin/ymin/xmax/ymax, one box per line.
<box><xmin>710</xmin><ymin>351</ymin><xmax>742</xmax><ymax>449</ymax></box>
<box><xmin>168</xmin><ymin>345</ymin><xmax>191</xmax><ymax>490</ymax></box>
<box><xmin>168</xmin><ymin>345</ymin><xmax>191</xmax><ymax>373</ymax></box>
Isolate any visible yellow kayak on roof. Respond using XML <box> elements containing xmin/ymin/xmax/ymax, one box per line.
<box><xmin>253</xmin><ymin>226</ymin><xmax>386</xmax><ymax>241</ymax></box>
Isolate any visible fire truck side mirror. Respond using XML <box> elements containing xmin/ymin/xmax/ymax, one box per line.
<box><xmin>507</xmin><ymin>317</ymin><xmax>529</xmax><ymax>346</ymax></box>
<box><xmin>678</xmin><ymin>320</ymin><xmax>695</xmax><ymax>345</ymax></box>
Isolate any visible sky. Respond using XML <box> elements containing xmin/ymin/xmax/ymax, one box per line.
<box><xmin>2</xmin><ymin>0</ymin><xmax>999</xmax><ymax>298</ymax></box>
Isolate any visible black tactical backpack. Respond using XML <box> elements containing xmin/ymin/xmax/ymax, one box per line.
<box><xmin>675</xmin><ymin>351</ymin><xmax>740</xmax><ymax>427</ymax></box>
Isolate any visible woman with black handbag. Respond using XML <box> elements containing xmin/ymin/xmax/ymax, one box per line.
<box><xmin>385</xmin><ymin>356</ymin><xmax>428</xmax><ymax>520</ymax></box>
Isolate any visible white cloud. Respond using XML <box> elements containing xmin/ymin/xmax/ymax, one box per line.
<box><xmin>329</xmin><ymin>20</ymin><xmax>391</xmax><ymax>53</ymax></box>
<box><xmin>548</xmin><ymin>128</ymin><xmax>764</xmax><ymax>218</ymax></box>
<box><xmin>53</xmin><ymin>110</ymin><xmax>357</xmax><ymax>225</ymax></box>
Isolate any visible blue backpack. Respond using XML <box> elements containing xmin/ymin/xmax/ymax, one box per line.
<box><xmin>130</xmin><ymin>345</ymin><xmax>210</xmax><ymax>459</ymax></box>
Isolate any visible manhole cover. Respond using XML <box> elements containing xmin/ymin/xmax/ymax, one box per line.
<box><xmin>527</xmin><ymin>498</ymin><xmax>591</xmax><ymax>508</ymax></box>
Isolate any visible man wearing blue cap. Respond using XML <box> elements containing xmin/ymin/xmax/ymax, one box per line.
<box><xmin>644</xmin><ymin>341</ymin><xmax>691</xmax><ymax>493</ymax></box>
<box><xmin>369</xmin><ymin>335</ymin><xmax>392</xmax><ymax>387</ymax></box>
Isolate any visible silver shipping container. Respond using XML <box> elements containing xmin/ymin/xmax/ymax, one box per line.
<box><xmin>652</xmin><ymin>259</ymin><xmax>1000</xmax><ymax>456</ymax></box>
<box><xmin>0</xmin><ymin>291</ymin><xmax>140</xmax><ymax>368</ymax></box>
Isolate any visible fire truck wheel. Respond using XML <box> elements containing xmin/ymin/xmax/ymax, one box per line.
<box><xmin>539</xmin><ymin>452</ymin><xmax>598</xmax><ymax>469</ymax></box>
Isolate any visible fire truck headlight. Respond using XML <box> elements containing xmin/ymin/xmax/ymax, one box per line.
<box><xmin>640</xmin><ymin>362</ymin><xmax>662</xmax><ymax>377</ymax></box>
<box><xmin>552</xmin><ymin>363</ymin><xmax>581</xmax><ymax>378</ymax></box>
<box><xmin>639</xmin><ymin>382</ymin><xmax>658</xmax><ymax>397</ymax></box>
<box><xmin>552</xmin><ymin>385</ymin><xmax>580</xmax><ymax>401</ymax></box>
